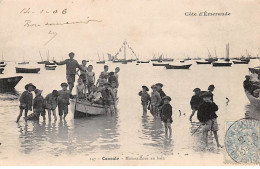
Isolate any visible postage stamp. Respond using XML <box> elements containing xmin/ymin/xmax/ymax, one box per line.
<box><xmin>225</xmin><ymin>118</ymin><xmax>260</xmax><ymax>164</ymax></box>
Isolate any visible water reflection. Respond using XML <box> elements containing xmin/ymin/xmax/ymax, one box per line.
<box><xmin>140</xmin><ymin>115</ymin><xmax>173</xmax><ymax>155</ymax></box>
<box><xmin>0</xmin><ymin>89</ymin><xmax>20</xmax><ymax>101</ymax></box>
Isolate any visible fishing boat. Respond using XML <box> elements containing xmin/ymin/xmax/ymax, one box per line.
<box><xmin>18</xmin><ymin>57</ymin><xmax>29</xmax><ymax>64</ymax></box>
<box><xmin>249</xmin><ymin>67</ymin><xmax>260</xmax><ymax>74</ymax></box>
<box><xmin>244</xmin><ymin>90</ymin><xmax>260</xmax><ymax>109</ymax></box>
<box><xmin>0</xmin><ymin>62</ymin><xmax>4</xmax><ymax>64</ymax></box>
<box><xmin>233</xmin><ymin>60</ymin><xmax>249</xmax><ymax>64</ymax></box>
<box><xmin>45</xmin><ymin>65</ymin><xmax>57</xmax><ymax>70</ymax></box>
<box><xmin>0</xmin><ymin>64</ymin><xmax>6</xmax><ymax>67</ymax></box>
<box><xmin>16</xmin><ymin>67</ymin><xmax>40</xmax><ymax>73</ymax></box>
<box><xmin>165</xmin><ymin>64</ymin><xmax>192</xmax><ymax>69</ymax></box>
<box><xmin>0</xmin><ymin>76</ymin><xmax>23</xmax><ymax>92</ymax></box>
<box><xmin>137</xmin><ymin>60</ymin><xmax>150</xmax><ymax>63</ymax></box>
<box><xmin>0</xmin><ymin>68</ymin><xmax>4</xmax><ymax>74</ymax></box>
<box><xmin>152</xmin><ymin>63</ymin><xmax>169</xmax><ymax>66</ymax></box>
<box><xmin>96</xmin><ymin>52</ymin><xmax>106</xmax><ymax>64</ymax></box>
<box><xmin>212</xmin><ymin>43</ymin><xmax>232</xmax><ymax>67</ymax></box>
<box><xmin>196</xmin><ymin>61</ymin><xmax>212</xmax><ymax>64</ymax></box>
<box><xmin>70</xmin><ymin>98</ymin><xmax>117</xmax><ymax>118</ymax></box>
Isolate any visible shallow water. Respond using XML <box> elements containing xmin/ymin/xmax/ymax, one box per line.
<box><xmin>0</xmin><ymin>60</ymin><xmax>259</xmax><ymax>165</ymax></box>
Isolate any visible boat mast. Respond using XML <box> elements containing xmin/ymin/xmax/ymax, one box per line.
<box><xmin>39</xmin><ymin>50</ymin><xmax>43</xmax><ymax>61</ymax></box>
<box><xmin>97</xmin><ymin>52</ymin><xmax>100</xmax><ymax>61</ymax></box>
<box><xmin>226</xmin><ymin>43</ymin><xmax>229</xmax><ymax>59</ymax></box>
<box><xmin>124</xmin><ymin>41</ymin><xmax>126</xmax><ymax>60</ymax></box>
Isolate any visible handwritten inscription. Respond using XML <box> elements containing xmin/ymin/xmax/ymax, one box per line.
<box><xmin>20</xmin><ymin>8</ymin><xmax>67</xmax><ymax>14</ymax></box>
<box><xmin>44</xmin><ymin>30</ymin><xmax>57</xmax><ymax>46</ymax></box>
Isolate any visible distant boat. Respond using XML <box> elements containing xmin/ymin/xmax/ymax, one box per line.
<box><xmin>165</xmin><ymin>64</ymin><xmax>192</xmax><ymax>69</ymax></box>
<box><xmin>96</xmin><ymin>61</ymin><xmax>105</xmax><ymax>64</ymax></box>
<box><xmin>233</xmin><ymin>60</ymin><xmax>249</xmax><ymax>64</ymax></box>
<box><xmin>137</xmin><ymin>61</ymin><xmax>150</xmax><ymax>63</ymax></box>
<box><xmin>18</xmin><ymin>61</ymin><xmax>29</xmax><ymax>65</ymax></box>
<box><xmin>152</xmin><ymin>63</ymin><xmax>169</xmax><ymax>66</ymax></box>
<box><xmin>180</xmin><ymin>60</ymin><xmax>185</xmax><ymax>63</ymax></box>
<box><xmin>0</xmin><ymin>61</ymin><xmax>4</xmax><ymax>64</ymax></box>
<box><xmin>45</xmin><ymin>65</ymin><xmax>57</xmax><ymax>70</ymax></box>
<box><xmin>16</xmin><ymin>67</ymin><xmax>40</xmax><ymax>73</ymax></box>
<box><xmin>0</xmin><ymin>76</ymin><xmax>23</xmax><ymax>92</ymax></box>
<box><xmin>196</xmin><ymin>61</ymin><xmax>212</xmax><ymax>64</ymax></box>
<box><xmin>212</xmin><ymin>43</ymin><xmax>232</xmax><ymax>67</ymax></box>
<box><xmin>0</xmin><ymin>68</ymin><xmax>4</xmax><ymax>74</ymax></box>
<box><xmin>0</xmin><ymin>64</ymin><xmax>7</xmax><ymax>67</ymax></box>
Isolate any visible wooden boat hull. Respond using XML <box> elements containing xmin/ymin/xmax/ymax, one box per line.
<box><xmin>212</xmin><ymin>62</ymin><xmax>232</xmax><ymax>67</ymax></box>
<box><xmin>196</xmin><ymin>61</ymin><xmax>212</xmax><ymax>64</ymax></box>
<box><xmin>96</xmin><ymin>61</ymin><xmax>105</xmax><ymax>64</ymax></box>
<box><xmin>0</xmin><ymin>68</ymin><xmax>4</xmax><ymax>74</ymax></box>
<box><xmin>165</xmin><ymin>64</ymin><xmax>192</xmax><ymax>69</ymax></box>
<box><xmin>18</xmin><ymin>62</ymin><xmax>29</xmax><ymax>64</ymax></box>
<box><xmin>245</xmin><ymin>90</ymin><xmax>260</xmax><ymax>109</ymax></box>
<box><xmin>0</xmin><ymin>61</ymin><xmax>4</xmax><ymax>64</ymax></box>
<box><xmin>153</xmin><ymin>63</ymin><xmax>169</xmax><ymax>66</ymax></box>
<box><xmin>137</xmin><ymin>61</ymin><xmax>150</xmax><ymax>63</ymax></box>
<box><xmin>0</xmin><ymin>64</ymin><xmax>6</xmax><ymax>67</ymax></box>
<box><xmin>233</xmin><ymin>60</ymin><xmax>249</xmax><ymax>64</ymax></box>
<box><xmin>45</xmin><ymin>65</ymin><xmax>56</xmax><ymax>70</ymax></box>
<box><xmin>16</xmin><ymin>67</ymin><xmax>40</xmax><ymax>73</ymax></box>
<box><xmin>0</xmin><ymin>76</ymin><xmax>23</xmax><ymax>91</ymax></box>
<box><xmin>70</xmin><ymin>99</ymin><xmax>106</xmax><ymax>118</ymax></box>
<box><xmin>249</xmin><ymin>67</ymin><xmax>260</xmax><ymax>74</ymax></box>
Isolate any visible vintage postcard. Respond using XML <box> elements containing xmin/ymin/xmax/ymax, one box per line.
<box><xmin>0</xmin><ymin>0</ymin><xmax>259</xmax><ymax>166</ymax></box>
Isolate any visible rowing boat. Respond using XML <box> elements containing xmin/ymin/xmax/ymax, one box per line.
<box><xmin>16</xmin><ymin>67</ymin><xmax>40</xmax><ymax>73</ymax></box>
<box><xmin>165</xmin><ymin>64</ymin><xmax>192</xmax><ymax>69</ymax></box>
<box><xmin>0</xmin><ymin>76</ymin><xmax>23</xmax><ymax>92</ymax></box>
<box><xmin>152</xmin><ymin>63</ymin><xmax>169</xmax><ymax>66</ymax></box>
<box><xmin>233</xmin><ymin>60</ymin><xmax>249</xmax><ymax>64</ymax></box>
<box><xmin>196</xmin><ymin>61</ymin><xmax>212</xmax><ymax>64</ymax></box>
<box><xmin>212</xmin><ymin>62</ymin><xmax>232</xmax><ymax>67</ymax></box>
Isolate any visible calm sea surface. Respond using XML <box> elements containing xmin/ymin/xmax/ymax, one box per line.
<box><xmin>0</xmin><ymin>59</ymin><xmax>259</xmax><ymax>165</ymax></box>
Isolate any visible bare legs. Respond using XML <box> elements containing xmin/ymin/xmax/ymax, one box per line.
<box><xmin>16</xmin><ymin>109</ymin><xmax>28</xmax><ymax>122</ymax></box>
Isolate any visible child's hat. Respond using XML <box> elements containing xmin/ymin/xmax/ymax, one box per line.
<box><xmin>52</xmin><ymin>90</ymin><xmax>59</xmax><ymax>96</ymax></box>
<box><xmin>162</xmin><ymin>96</ymin><xmax>172</xmax><ymax>101</ymax></box>
<box><xmin>193</xmin><ymin>88</ymin><xmax>201</xmax><ymax>92</ymax></box>
<box><xmin>151</xmin><ymin>85</ymin><xmax>157</xmax><ymax>88</ymax></box>
<box><xmin>142</xmin><ymin>85</ymin><xmax>149</xmax><ymax>91</ymax></box>
<box><xmin>208</xmin><ymin>84</ymin><xmax>215</xmax><ymax>90</ymax></box>
<box><xmin>34</xmin><ymin>89</ymin><xmax>42</xmax><ymax>95</ymax></box>
<box><xmin>25</xmin><ymin>83</ymin><xmax>36</xmax><ymax>90</ymax></box>
<box><xmin>156</xmin><ymin>83</ymin><xmax>163</xmax><ymax>87</ymax></box>
<box><xmin>200</xmin><ymin>92</ymin><xmax>211</xmax><ymax>98</ymax></box>
<box><xmin>61</xmin><ymin>82</ymin><xmax>68</xmax><ymax>87</ymax></box>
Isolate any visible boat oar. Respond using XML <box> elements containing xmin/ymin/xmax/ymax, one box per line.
<box><xmin>191</xmin><ymin>123</ymin><xmax>202</xmax><ymax>136</ymax></box>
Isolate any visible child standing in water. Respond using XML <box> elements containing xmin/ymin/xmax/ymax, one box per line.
<box><xmin>138</xmin><ymin>86</ymin><xmax>150</xmax><ymax>114</ymax></box>
<box><xmin>45</xmin><ymin>90</ymin><xmax>59</xmax><ymax>121</ymax></box>
<box><xmin>101</xmin><ymin>82</ymin><xmax>115</xmax><ymax>114</ymax></box>
<box><xmin>17</xmin><ymin>83</ymin><xmax>36</xmax><ymax>122</ymax></box>
<box><xmin>33</xmin><ymin>89</ymin><xmax>46</xmax><ymax>121</ymax></box>
<box><xmin>86</xmin><ymin>65</ymin><xmax>95</xmax><ymax>93</ymax></box>
<box><xmin>77</xmin><ymin>60</ymin><xmax>88</xmax><ymax>86</ymax></box>
<box><xmin>160</xmin><ymin>96</ymin><xmax>173</xmax><ymax>137</ymax></box>
<box><xmin>197</xmin><ymin>92</ymin><xmax>223</xmax><ymax>148</ymax></box>
<box><xmin>58</xmin><ymin>83</ymin><xmax>71</xmax><ymax>120</ymax></box>
<box><xmin>76</xmin><ymin>78</ymin><xmax>86</xmax><ymax>99</ymax></box>
<box><xmin>150</xmin><ymin>85</ymin><xmax>162</xmax><ymax>117</ymax></box>
<box><xmin>114</xmin><ymin>67</ymin><xmax>120</xmax><ymax>87</ymax></box>
<box><xmin>189</xmin><ymin>88</ymin><xmax>201</xmax><ymax>122</ymax></box>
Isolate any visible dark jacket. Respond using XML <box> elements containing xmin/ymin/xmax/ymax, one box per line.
<box><xmin>19</xmin><ymin>91</ymin><xmax>33</xmax><ymax>110</ymax></box>
<box><xmin>56</xmin><ymin>59</ymin><xmax>81</xmax><ymax>75</ymax></box>
<box><xmin>243</xmin><ymin>79</ymin><xmax>251</xmax><ymax>91</ymax></box>
<box><xmin>197</xmin><ymin>101</ymin><xmax>218</xmax><ymax>123</ymax></box>
<box><xmin>138</xmin><ymin>91</ymin><xmax>150</xmax><ymax>105</ymax></box>
<box><xmin>158</xmin><ymin>89</ymin><xmax>166</xmax><ymax>107</ymax></box>
<box><xmin>33</xmin><ymin>95</ymin><xmax>45</xmax><ymax>112</ymax></box>
<box><xmin>190</xmin><ymin>95</ymin><xmax>201</xmax><ymax>110</ymax></box>
<box><xmin>160</xmin><ymin>103</ymin><xmax>173</xmax><ymax>123</ymax></box>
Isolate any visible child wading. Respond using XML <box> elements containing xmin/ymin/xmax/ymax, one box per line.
<box><xmin>76</xmin><ymin>78</ymin><xmax>86</xmax><ymax>99</ymax></box>
<box><xmin>33</xmin><ymin>89</ymin><xmax>46</xmax><ymax>121</ymax></box>
<box><xmin>86</xmin><ymin>65</ymin><xmax>95</xmax><ymax>93</ymax></box>
<box><xmin>17</xmin><ymin>83</ymin><xmax>36</xmax><ymax>122</ymax></box>
<box><xmin>101</xmin><ymin>82</ymin><xmax>115</xmax><ymax>114</ymax></box>
<box><xmin>197</xmin><ymin>92</ymin><xmax>223</xmax><ymax>148</ymax></box>
<box><xmin>45</xmin><ymin>90</ymin><xmax>59</xmax><ymax>121</ymax></box>
<box><xmin>160</xmin><ymin>96</ymin><xmax>173</xmax><ymax>137</ymax></box>
<box><xmin>189</xmin><ymin>88</ymin><xmax>201</xmax><ymax>122</ymax></box>
<box><xmin>58</xmin><ymin>83</ymin><xmax>71</xmax><ymax>120</ymax></box>
<box><xmin>138</xmin><ymin>86</ymin><xmax>150</xmax><ymax>114</ymax></box>
<box><xmin>150</xmin><ymin>85</ymin><xmax>162</xmax><ymax>117</ymax></box>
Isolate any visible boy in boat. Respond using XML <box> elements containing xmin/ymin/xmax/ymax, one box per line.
<box><xmin>108</xmin><ymin>72</ymin><xmax>118</xmax><ymax>88</ymax></box>
<box><xmin>89</xmin><ymin>86</ymin><xmax>102</xmax><ymax>104</ymax></box>
<box><xmin>189</xmin><ymin>88</ymin><xmax>201</xmax><ymax>122</ymax></box>
<box><xmin>138</xmin><ymin>85</ymin><xmax>150</xmax><ymax>114</ymax></box>
<box><xmin>54</xmin><ymin>52</ymin><xmax>84</xmax><ymax>93</ymax></box>
<box><xmin>32</xmin><ymin>89</ymin><xmax>46</xmax><ymax>121</ymax></box>
<box><xmin>86</xmin><ymin>65</ymin><xmax>95</xmax><ymax>93</ymax></box>
<box><xmin>96</xmin><ymin>74</ymin><xmax>107</xmax><ymax>87</ymax></box>
<box><xmin>76</xmin><ymin>78</ymin><xmax>86</xmax><ymax>100</ymax></box>
<box><xmin>150</xmin><ymin>85</ymin><xmax>162</xmax><ymax>117</ymax></box>
<box><xmin>197</xmin><ymin>92</ymin><xmax>223</xmax><ymax>148</ymax></box>
<box><xmin>114</xmin><ymin>67</ymin><xmax>120</xmax><ymax>87</ymax></box>
<box><xmin>76</xmin><ymin>60</ymin><xmax>88</xmax><ymax>86</ymax></box>
<box><xmin>100</xmin><ymin>65</ymin><xmax>109</xmax><ymax>80</ymax></box>
<box><xmin>17</xmin><ymin>83</ymin><xmax>36</xmax><ymax>122</ymax></box>
<box><xmin>101</xmin><ymin>82</ymin><xmax>115</xmax><ymax>114</ymax></box>
<box><xmin>160</xmin><ymin>96</ymin><xmax>173</xmax><ymax>137</ymax></box>
<box><xmin>45</xmin><ymin>90</ymin><xmax>59</xmax><ymax>121</ymax></box>
<box><xmin>58</xmin><ymin>82</ymin><xmax>71</xmax><ymax>120</ymax></box>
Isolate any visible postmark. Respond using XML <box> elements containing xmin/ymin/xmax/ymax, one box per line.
<box><xmin>225</xmin><ymin>118</ymin><xmax>260</xmax><ymax>164</ymax></box>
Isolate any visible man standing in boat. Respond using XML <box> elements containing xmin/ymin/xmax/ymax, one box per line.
<box><xmin>54</xmin><ymin>52</ymin><xmax>84</xmax><ymax>93</ymax></box>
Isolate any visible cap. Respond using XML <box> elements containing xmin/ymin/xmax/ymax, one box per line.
<box><xmin>69</xmin><ymin>52</ymin><xmax>75</xmax><ymax>57</ymax></box>
<box><xmin>25</xmin><ymin>83</ymin><xmax>36</xmax><ymax>90</ymax></box>
<box><xmin>208</xmin><ymin>84</ymin><xmax>215</xmax><ymax>90</ymax></box>
<box><xmin>162</xmin><ymin>96</ymin><xmax>172</xmax><ymax>101</ymax></box>
<box><xmin>200</xmin><ymin>92</ymin><xmax>212</xmax><ymax>98</ymax></box>
<box><xmin>34</xmin><ymin>89</ymin><xmax>42</xmax><ymax>95</ymax></box>
<box><xmin>61</xmin><ymin>82</ymin><xmax>68</xmax><ymax>87</ymax></box>
<box><xmin>156</xmin><ymin>83</ymin><xmax>163</xmax><ymax>87</ymax></box>
<box><xmin>142</xmin><ymin>85</ymin><xmax>149</xmax><ymax>91</ymax></box>
<box><xmin>193</xmin><ymin>88</ymin><xmax>201</xmax><ymax>92</ymax></box>
<box><xmin>151</xmin><ymin>85</ymin><xmax>157</xmax><ymax>89</ymax></box>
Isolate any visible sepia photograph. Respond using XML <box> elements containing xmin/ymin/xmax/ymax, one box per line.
<box><xmin>0</xmin><ymin>0</ymin><xmax>259</xmax><ymax>166</ymax></box>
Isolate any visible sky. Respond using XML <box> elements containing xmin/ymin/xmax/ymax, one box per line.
<box><xmin>0</xmin><ymin>0</ymin><xmax>259</xmax><ymax>61</ymax></box>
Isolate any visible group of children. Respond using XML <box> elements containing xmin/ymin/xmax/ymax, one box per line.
<box><xmin>76</xmin><ymin>64</ymin><xmax>120</xmax><ymax>113</ymax></box>
<box><xmin>138</xmin><ymin>83</ymin><xmax>172</xmax><ymax>136</ymax></box>
<box><xmin>17</xmin><ymin>82</ymin><xmax>71</xmax><ymax>122</ymax></box>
